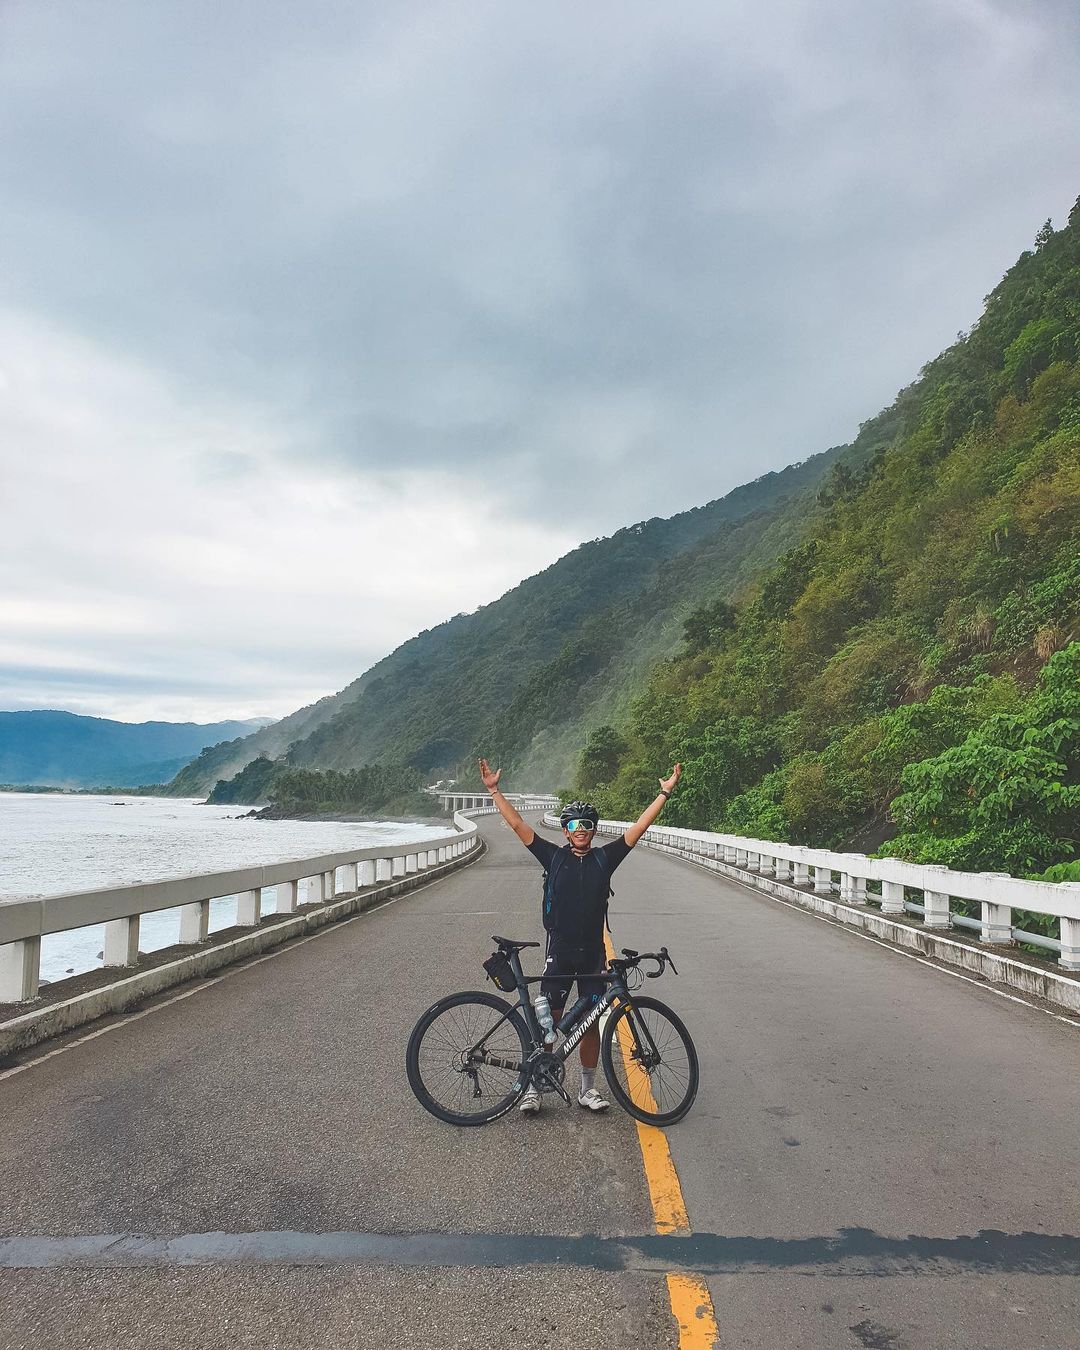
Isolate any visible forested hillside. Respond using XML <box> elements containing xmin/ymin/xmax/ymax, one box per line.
<box><xmin>583</xmin><ymin>204</ymin><xmax>1080</xmax><ymax>876</ymax></box>
<box><xmin>169</xmin><ymin>447</ymin><xmax>845</xmax><ymax>794</ymax></box>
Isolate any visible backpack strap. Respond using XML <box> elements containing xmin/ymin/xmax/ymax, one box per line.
<box><xmin>592</xmin><ymin>846</ymin><xmax>614</xmax><ymax>935</ymax></box>
<box><xmin>542</xmin><ymin>847</ymin><xmax>568</xmax><ymax>932</ymax></box>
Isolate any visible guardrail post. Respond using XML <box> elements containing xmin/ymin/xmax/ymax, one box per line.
<box><xmin>978</xmin><ymin>874</ymin><xmax>1012</xmax><ymax>944</ymax></box>
<box><xmin>415</xmin><ymin>852</ymin><xmax>428</xmax><ymax>871</ymax></box>
<box><xmin>358</xmin><ymin>861</ymin><xmax>375</xmax><ymax>887</ymax></box>
<box><xmin>236</xmin><ymin>889</ymin><xmax>261</xmax><ymax>926</ymax></box>
<box><xmin>813</xmin><ymin>866</ymin><xmax>833</xmax><ymax>894</ymax></box>
<box><xmin>880</xmin><ymin>880</ymin><xmax>905</xmax><ymax>915</ymax></box>
<box><xmin>735</xmin><ymin>845</ymin><xmax>748</xmax><ymax>867</ymax></box>
<box><xmin>723</xmin><ymin>844</ymin><xmax>737</xmax><ymax>864</ymax></box>
<box><xmin>437</xmin><ymin>847</ymin><xmax>447</xmax><ymax>863</ymax></box>
<box><xmin>276</xmin><ymin>880</ymin><xmax>299</xmax><ymax>914</ymax></box>
<box><xmin>0</xmin><ymin>937</ymin><xmax>41</xmax><ymax>1002</ymax></box>
<box><xmin>376</xmin><ymin>858</ymin><xmax>392</xmax><ymax>881</ymax></box>
<box><xmin>923</xmin><ymin>891</ymin><xmax>950</xmax><ymax>928</ymax></box>
<box><xmin>323</xmin><ymin>870</ymin><xmax>335</xmax><ymax>899</ymax></box>
<box><xmin>392</xmin><ymin>857</ymin><xmax>406</xmax><ymax>878</ymax></box>
<box><xmin>773</xmin><ymin>856</ymin><xmax>790</xmax><ymax>881</ymax></box>
<box><xmin>342</xmin><ymin>863</ymin><xmax>359</xmax><ymax>892</ymax></box>
<box><xmin>839</xmin><ymin>858</ymin><xmax>867</xmax><ymax>903</ymax></box>
<box><xmin>979</xmin><ymin>906</ymin><xmax>1011</xmax><ymax>946</ymax></box>
<box><xmin>305</xmin><ymin>874</ymin><xmax>324</xmax><ymax>905</ymax></box>
<box><xmin>746</xmin><ymin>850</ymin><xmax>760</xmax><ymax>871</ymax></box>
<box><xmin>179</xmin><ymin>899</ymin><xmax>210</xmax><ymax>943</ymax></box>
<box><xmin>428</xmin><ymin>849</ymin><xmax>438</xmax><ymax>867</ymax></box>
<box><xmin>103</xmin><ymin>915</ymin><xmax>140</xmax><ymax>965</ymax></box>
<box><xmin>1060</xmin><ymin>911</ymin><xmax>1080</xmax><ymax>971</ymax></box>
<box><xmin>405</xmin><ymin>853</ymin><xmax>419</xmax><ymax>874</ymax></box>
<box><xmin>921</xmin><ymin>870</ymin><xmax>951</xmax><ymax>928</ymax></box>
<box><xmin>980</xmin><ymin>903</ymin><xmax>1012</xmax><ymax>944</ymax></box>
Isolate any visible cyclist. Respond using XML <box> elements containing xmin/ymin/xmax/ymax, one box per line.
<box><xmin>477</xmin><ymin>757</ymin><xmax>682</xmax><ymax>1115</ymax></box>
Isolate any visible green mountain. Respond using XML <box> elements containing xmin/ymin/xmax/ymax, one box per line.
<box><xmin>584</xmin><ymin>203</ymin><xmax>1080</xmax><ymax>876</ymax></box>
<box><xmin>0</xmin><ymin>710</ymin><xmax>274</xmax><ymax>789</ymax></box>
<box><xmin>169</xmin><ymin>447</ymin><xmax>849</xmax><ymax>796</ymax></box>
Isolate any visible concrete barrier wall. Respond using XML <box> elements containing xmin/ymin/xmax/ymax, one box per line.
<box><xmin>0</xmin><ymin>814</ymin><xmax>480</xmax><ymax>1004</ymax></box>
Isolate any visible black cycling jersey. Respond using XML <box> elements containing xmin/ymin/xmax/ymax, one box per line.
<box><xmin>524</xmin><ymin>833</ymin><xmax>632</xmax><ymax>949</ymax></box>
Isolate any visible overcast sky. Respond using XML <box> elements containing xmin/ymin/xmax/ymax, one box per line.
<box><xmin>3</xmin><ymin>0</ymin><xmax>1078</xmax><ymax>723</ymax></box>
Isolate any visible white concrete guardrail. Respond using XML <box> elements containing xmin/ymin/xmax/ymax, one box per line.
<box><xmin>543</xmin><ymin>815</ymin><xmax>1080</xmax><ymax>977</ymax></box>
<box><xmin>0</xmin><ymin>813</ymin><xmax>482</xmax><ymax>1005</ymax></box>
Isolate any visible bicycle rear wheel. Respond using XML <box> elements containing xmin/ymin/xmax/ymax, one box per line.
<box><xmin>600</xmin><ymin>994</ymin><xmax>698</xmax><ymax>1125</ymax></box>
<box><xmin>406</xmin><ymin>990</ymin><xmax>530</xmax><ymax>1126</ymax></box>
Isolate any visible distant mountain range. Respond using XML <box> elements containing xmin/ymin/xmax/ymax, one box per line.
<box><xmin>0</xmin><ymin>711</ymin><xmax>276</xmax><ymax>789</ymax></box>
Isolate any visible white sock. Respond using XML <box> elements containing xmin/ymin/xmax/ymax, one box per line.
<box><xmin>580</xmin><ymin>1068</ymin><xmax>596</xmax><ymax>1094</ymax></box>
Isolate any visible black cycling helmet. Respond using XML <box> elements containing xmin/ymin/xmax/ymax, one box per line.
<box><xmin>559</xmin><ymin>800</ymin><xmax>599</xmax><ymax>829</ymax></box>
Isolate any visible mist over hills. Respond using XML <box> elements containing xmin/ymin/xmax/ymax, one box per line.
<box><xmin>0</xmin><ymin>711</ymin><xmax>274</xmax><ymax>790</ymax></box>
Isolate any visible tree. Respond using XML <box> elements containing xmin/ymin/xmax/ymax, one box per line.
<box><xmin>681</xmin><ymin>598</ymin><xmax>737</xmax><ymax>653</ymax></box>
<box><xmin>577</xmin><ymin>725</ymin><xmax>629</xmax><ymax>791</ymax></box>
<box><xmin>882</xmin><ymin>644</ymin><xmax>1080</xmax><ymax>874</ymax></box>
<box><xmin>1034</xmin><ymin>218</ymin><xmax>1054</xmax><ymax>251</ymax></box>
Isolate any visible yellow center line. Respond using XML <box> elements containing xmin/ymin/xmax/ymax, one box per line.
<box><xmin>604</xmin><ymin>933</ymin><xmax>719</xmax><ymax>1348</ymax></box>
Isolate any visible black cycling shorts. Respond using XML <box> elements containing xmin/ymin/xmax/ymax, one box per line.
<box><xmin>540</xmin><ymin>943</ymin><xmax>606</xmax><ymax>1009</ymax></box>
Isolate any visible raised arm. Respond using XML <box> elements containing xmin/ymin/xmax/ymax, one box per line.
<box><xmin>624</xmin><ymin>764</ymin><xmax>682</xmax><ymax>848</ymax></box>
<box><xmin>478</xmin><ymin>758</ymin><xmax>535</xmax><ymax>845</ymax></box>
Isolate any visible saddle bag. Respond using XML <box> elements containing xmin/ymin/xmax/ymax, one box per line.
<box><xmin>483</xmin><ymin>951</ymin><xmax>516</xmax><ymax>993</ymax></box>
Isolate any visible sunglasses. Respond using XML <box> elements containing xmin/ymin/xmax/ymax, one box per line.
<box><xmin>565</xmin><ymin>819</ymin><xmax>596</xmax><ymax>833</ymax></box>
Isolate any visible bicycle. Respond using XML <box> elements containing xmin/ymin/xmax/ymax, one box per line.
<box><xmin>406</xmin><ymin>935</ymin><xmax>699</xmax><ymax>1127</ymax></box>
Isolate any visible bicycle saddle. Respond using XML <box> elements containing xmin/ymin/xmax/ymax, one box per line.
<box><xmin>491</xmin><ymin>935</ymin><xmax>540</xmax><ymax>950</ymax></box>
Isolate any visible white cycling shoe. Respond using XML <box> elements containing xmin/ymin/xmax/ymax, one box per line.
<box><xmin>518</xmin><ymin>1086</ymin><xmax>542</xmax><ymax>1114</ymax></box>
<box><xmin>577</xmin><ymin>1087</ymin><xmax>610</xmax><ymax>1112</ymax></box>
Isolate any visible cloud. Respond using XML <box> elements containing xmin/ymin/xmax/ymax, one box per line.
<box><xmin>0</xmin><ymin>313</ymin><xmax>574</xmax><ymax>719</ymax></box>
<box><xmin>1</xmin><ymin>0</ymin><xmax>1078</xmax><ymax>718</ymax></box>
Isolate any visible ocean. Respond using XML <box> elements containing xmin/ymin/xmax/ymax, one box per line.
<box><xmin>0</xmin><ymin>792</ymin><xmax>454</xmax><ymax>984</ymax></box>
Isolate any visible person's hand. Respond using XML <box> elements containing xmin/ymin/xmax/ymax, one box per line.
<box><xmin>660</xmin><ymin>764</ymin><xmax>682</xmax><ymax>794</ymax></box>
<box><xmin>478</xmin><ymin>758</ymin><xmax>501</xmax><ymax>792</ymax></box>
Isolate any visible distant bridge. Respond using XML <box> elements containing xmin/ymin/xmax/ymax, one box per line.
<box><xmin>428</xmin><ymin>788</ymin><xmax>559</xmax><ymax>813</ymax></box>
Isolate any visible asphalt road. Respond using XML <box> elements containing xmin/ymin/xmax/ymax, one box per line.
<box><xmin>2</xmin><ymin>814</ymin><xmax>1080</xmax><ymax>1348</ymax></box>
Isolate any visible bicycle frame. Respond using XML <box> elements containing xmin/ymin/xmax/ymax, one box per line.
<box><xmin>472</xmin><ymin>946</ymin><xmax>659</xmax><ymax>1078</ymax></box>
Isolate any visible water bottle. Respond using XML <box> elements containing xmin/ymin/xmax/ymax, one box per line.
<box><xmin>533</xmin><ymin>993</ymin><xmax>556</xmax><ymax>1044</ymax></box>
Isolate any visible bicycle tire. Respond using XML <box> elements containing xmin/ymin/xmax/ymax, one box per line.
<box><xmin>406</xmin><ymin>990</ymin><xmax>530</xmax><ymax>1126</ymax></box>
<box><xmin>600</xmin><ymin>994</ymin><xmax>699</xmax><ymax>1125</ymax></box>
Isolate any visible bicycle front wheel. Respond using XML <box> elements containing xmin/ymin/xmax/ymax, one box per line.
<box><xmin>601</xmin><ymin>994</ymin><xmax>699</xmax><ymax>1125</ymax></box>
<box><xmin>406</xmin><ymin>990</ymin><xmax>530</xmax><ymax>1126</ymax></box>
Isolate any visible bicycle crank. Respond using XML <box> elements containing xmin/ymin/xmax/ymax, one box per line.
<box><xmin>527</xmin><ymin>1051</ymin><xmax>571</xmax><ymax>1104</ymax></box>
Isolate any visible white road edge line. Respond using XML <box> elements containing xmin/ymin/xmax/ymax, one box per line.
<box><xmin>0</xmin><ymin>874</ymin><xmax>450</xmax><ymax>1083</ymax></box>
